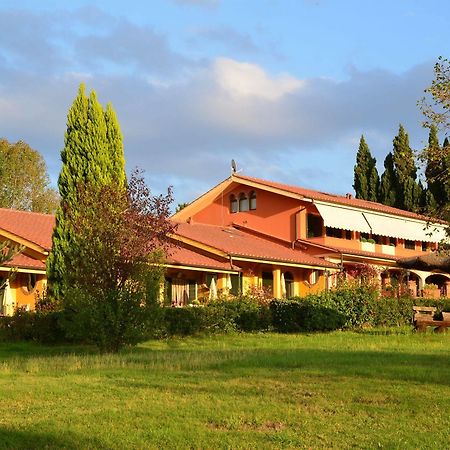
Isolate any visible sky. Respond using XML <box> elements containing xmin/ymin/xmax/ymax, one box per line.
<box><xmin>0</xmin><ymin>0</ymin><xmax>449</xmax><ymax>206</ymax></box>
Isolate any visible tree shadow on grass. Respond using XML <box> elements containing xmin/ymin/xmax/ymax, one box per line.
<box><xmin>0</xmin><ymin>427</ymin><xmax>108</xmax><ymax>450</ymax></box>
<box><xmin>201</xmin><ymin>347</ymin><xmax>450</xmax><ymax>387</ymax></box>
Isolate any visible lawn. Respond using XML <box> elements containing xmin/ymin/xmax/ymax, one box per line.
<box><xmin>1</xmin><ymin>331</ymin><xmax>450</xmax><ymax>449</ymax></box>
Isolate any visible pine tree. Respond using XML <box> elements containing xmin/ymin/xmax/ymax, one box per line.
<box><xmin>392</xmin><ymin>124</ymin><xmax>422</xmax><ymax>211</ymax></box>
<box><xmin>47</xmin><ymin>84</ymin><xmax>127</xmax><ymax>300</ymax></box>
<box><xmin>379</xmin><ymin>152</ymin><xmax>397</xmax><ymax>206</ymax></box>
<box><xmin>353</xmin><ymin>135</ymin><xmax>379</xmax><ymax>201</ymax></box>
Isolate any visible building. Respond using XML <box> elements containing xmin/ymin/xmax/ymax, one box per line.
<box><xmin>0</xmin><ymin>173</ymin><xmax>448</xmax><ymax>313</ymax></box>
<box><xmin>168</xmin><ymin>173</ymin><xmax>449</xmax><ymax>303</ymax></box>
<box><xmin>0</xmin><ymin>209</ymin><xmax>54</xmax><ymax>315</ymax></box>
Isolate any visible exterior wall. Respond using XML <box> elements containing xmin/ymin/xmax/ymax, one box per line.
<box><xmin>5</xmin><ymin>272</ymin><xmax>46</xmax><ymax>312</ymax></box>
<box><xmin>192</xmin><ymin>187</ymin><xmax>311</xmax><ymax>242</ymax></box>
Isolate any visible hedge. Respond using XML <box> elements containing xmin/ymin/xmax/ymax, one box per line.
<box><xmin>2</xmin><ymin>288</ymin><xmax>450</xmax><ymax>342</ymax></box>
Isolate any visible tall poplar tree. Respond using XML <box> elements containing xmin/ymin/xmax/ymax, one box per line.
<box><xmin>391</xmin><ymin>124</ymin><xmax>423</xmax><ymax>211</ymax></box>
<box><xmin>379</xmin><ymin>152</ymin><xmax>397</xmax><ymax>207</ymax></box>
<box><xmin>47</xmin><ymin>84</ymin><xmax>127</xmax><ymax>300</ymax></box>
<box><xmin>353</xmin><ymin>135</ymin><xmax>379</xmax><ymax>202</ymax></box>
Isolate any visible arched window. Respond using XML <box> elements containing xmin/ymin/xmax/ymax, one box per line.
<box><xmin>284</xmin><ymin>272</ymin><xmax>295</xmax><ymax>298</ymax></box>
<box><xmin>249</xmin><ymin>191</ymin><xmax>257</xmax><ymax>210</ymax></box>
<box><xmin>230</xmin><ymin>194</ymin><xmax>238</xmax><ymax>213</ymax></box>
<box><xmin>239</xmin><ymin>193</ymin><xmax>249</xmax><ymax>212</ymax></box>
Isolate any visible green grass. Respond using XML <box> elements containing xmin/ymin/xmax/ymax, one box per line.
<box><xmin>1</xmin><ymin>330</ymin><xmax>450</xmax><ymax>449</ymax></box>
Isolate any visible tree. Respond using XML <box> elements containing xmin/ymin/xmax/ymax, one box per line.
<box><xmin>378</xmin><ymin>153</ymin><xmax>397</xmax><ymax>207</ymax></box>
<box><xmin>391</xmin><ymin>124</ymin><xmax>423</xmax><ymax>212</ymax></box>
<box><xmin>353</xmin><ymin>135</ymin><xmax>379</xmax><ymax>202</ymax></box>
<box><xmin>419</xmin><ymin>57</ymin><xmax>450</xmax><ymax>223</ymax></box>
<box><xmin>424</xmin><ymin>125</ymin><xmax>445</xmax><ymax>211</ymax></box>
<box><xmin>47</xmin><ymin>84</ymin><xmax>127</xmax><ymax>300</ymax></box>
<box><xmin>61</xmin><ymin>170</ymin><xmax>175</xmax><ymax>352</ymax></box>
<box><xmin>0</xmin><ymin>139</ymin><xmax>59</xmax><ymax>213</ymax></box>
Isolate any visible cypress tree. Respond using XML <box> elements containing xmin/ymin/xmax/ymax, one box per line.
<box><xmin>105</xmin><ymin>102</ymin><xmax>126</xmax><ymax>189</ymax></box>
<box><xmin>392</xmin><ymin>124</ymin><xmax>422</xmax><ymax>211</ymax></box>
<box><xmin>379</xmin><ymin>152</ymin><xmax>397</xmax><ymax>207</ymax></box>
<box><xmin>424</xmin><ymin>125</ymin><xmax>444</xmax><ymax>210</ymax></box>
<box><xmin>353</xmin><ymin>135</ymin><xmax>379</xmax><ymax>201</ymax></box>
<box><xmin>47</xmin><ymin>84</ymin><xmax>127</xmax><ymax>300</ymax></box>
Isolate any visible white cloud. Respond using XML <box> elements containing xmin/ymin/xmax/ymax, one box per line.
<box><xmin>213</xmin><ymin>57</ymin><xmax>304</xmax><ymax>101</ymax></box>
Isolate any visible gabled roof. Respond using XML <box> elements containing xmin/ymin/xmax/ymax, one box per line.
<box><xmin>233</xmin><ymin>174</ymin><xmax>436</xmax><ymax>222</ymax></box>
<box><xmin>0</xmin><ymin>208</ymin><xmax>55</xmax><ymax>251</ymax></box>
<box><xmin>166</xmin><ymin>244</ymin><xmax>239</xmax><ymax>272</ymax></box>
<box><xmin>3</xmin><ymin>253</ymin><xmax>46</xmax><ymax>271</ymax></box>
<box><xmin>174</xmin><ymin>222</ymin><xmax>337</xmax><ymax>269</ymax></box>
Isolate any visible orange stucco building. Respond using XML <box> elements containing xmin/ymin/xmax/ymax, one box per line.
<box><xmin>0</xmin><ymin>209</ymin><xmax>53</xmax><ymax>315</ymax></box>
<box><xmin>167</xmin><ymin>173</ymin><xmax>449</xmax><ymax>304</ymax></box>
<box><xmin>1</xmin><ymin>173</ymin><xmax>449</xmax><ymax>313</ymax></box>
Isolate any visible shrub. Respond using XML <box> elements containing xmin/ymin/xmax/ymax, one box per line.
<box><xmin>0</xmin><ymin>308</ymin><xmax>65</xmax><ymax>344</ymax></box>
<box><xmin>270</xmin><ymin>298</ymin><xmax>345</xmax><ymax>333</ymax></box>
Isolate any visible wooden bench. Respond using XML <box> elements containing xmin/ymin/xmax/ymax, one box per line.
<box><xmin>413</xmin><ymin>306</ymin><xmax>450</xmax><ymax>333</ymax></box>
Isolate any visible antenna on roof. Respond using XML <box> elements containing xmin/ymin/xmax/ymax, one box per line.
<box><xmin>231</xmin><ymin>159</ymin><xmax>242</xmax><ymax>175</ymax></box>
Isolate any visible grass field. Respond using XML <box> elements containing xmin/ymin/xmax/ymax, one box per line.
<box><xmin>1</xmin><ymin>330</ymin><xmax>450</xmax><ymax>449</ymax></box>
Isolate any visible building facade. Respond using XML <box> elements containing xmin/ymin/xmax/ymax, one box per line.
<box><xmin>0</xmin><ymin>173</ymin><xmax>448</xmax><ymax>314</ymax></box>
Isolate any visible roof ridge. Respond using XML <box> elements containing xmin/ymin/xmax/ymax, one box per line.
<box><xmin>233</xmin><ymin>173</ymin><xmax>437</xmax><ymax>222</ymax></box>
<box><xmin>0</xmin><ymin>207</ymin><xmax>55</xmax><ymax>219</ymax></box>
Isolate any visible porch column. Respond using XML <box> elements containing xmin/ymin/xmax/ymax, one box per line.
<box><xmin>273</xmin><ymin>267</ymin><xmax>281</xmax><ymax>299</ymax></box>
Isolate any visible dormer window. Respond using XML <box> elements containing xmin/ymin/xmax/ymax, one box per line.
<box><xmin>249</xmin><ymin>191</ymin><xmax>257</xmax><ymax>210</ymax></box>
<box><xmin>230</xmin><ymin>195</ymin><xmax>238</xmax><ymax>213</ymax></box>
<box><xmin>239</xmin><ymin>193</ymin><xmax>249</xmax><ymax>212</ymax></box>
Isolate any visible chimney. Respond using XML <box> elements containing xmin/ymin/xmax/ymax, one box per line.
<box><xmin>346</xmin><ymin>193</ymin><xmax>353</xmax><ymax>199</ymax></box>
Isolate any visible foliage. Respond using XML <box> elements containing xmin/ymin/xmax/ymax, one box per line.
<box><xmin>60</xmin><ymin>169</ymin><xmax>174</xmax><ymax>352</ymax></box>
<box><xmin>419</xmin><ymin>57</ymin><xmax>450</xmax><ymax>224</ymax></box>
<box><xmin>353</xmin><ymin>135</ymin><xmax>379</xmax><ymax>202</ymax></box>
<box><xmin>0</xmin><ymin>138</ymin><xmax>59</xmax><ymax>213</ymax></box>
<box><xmin>378</xmin><ymin>152</ymin><xmax>397</xmax><ymax>206</ymax></box>
<box><xmin>0</xmin><ymin>308</ymin><xmax>65</xmax><ymax>344</ymax></box>
<box><xmin>391</xmin><ymin>124</ymin><xmax>423</xmax><ymax>212</ymax></box>
<box><xmin>162</xmin><ymin>298</ymin><xmax>271</xmax><ymax>336</ymax></box>
<box><xmin>47</xmin><ymin>84</ymin><xmax>127</xmax><ymax>300</ymax></box>
<box><xmin>175</xmin><ymin>202</ymin><xmax>189</xmax><ymax>213</ymax></box>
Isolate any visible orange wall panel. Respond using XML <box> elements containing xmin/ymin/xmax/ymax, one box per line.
<box><xmin>192</xmin><ymin>188</ymin><xmax>312</xmax><ymax>242</ymax></box>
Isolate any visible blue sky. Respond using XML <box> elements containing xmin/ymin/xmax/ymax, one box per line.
<box><xmin>0</xmin><ymin>0</ymin><xmax>449</xmax><ymax>205</ymax></box>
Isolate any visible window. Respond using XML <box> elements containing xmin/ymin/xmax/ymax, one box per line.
<box><xmin>230</xmin><ymin>274</ymin><xmax>241</xmax><ymax>296</ymax></box>
<box><xmin>373</xmin><ymin>234</ymin><xmax>383</xmax><ymax>245</ymax></box>
<box><xmin>390</xmin><ymin>237</ymin><xmax>397</xmax><ymax>247</ymax></box>
<box><xmin>405</xmin><ymin>239</ymin><xmax>416</xmax><ymax>250</ymax></box>
<box><xmin>309</xmin><ymin>270</ymin><xmax>319</xmax><ymax>285</ymax></box>
<box><xmin>344</xmin><ymin>230</ymin><xmax>352</xmax><ymax>240</ymax></box>
<box><xmin>360</xmin><ymin>232</ymin><xmax>370</xmax><ymax>241</ymax></box>
<box><xmin>422</xmin><ymin>241</ymin><xmax>428</xmax><ymax>252</ymax></box>
<box><xmin>188</xmin><ymin>280</ymin><xmax>197</xmax><ymax>302</ymax></box>
<box><xmin>230</xmin><ymin>195</ymin><xmax>238</xmax><ymax>213</ymax></box>
<box><xmin>307</xmin><ymin>214</ymin><xmax>323</xmax><ymax>238</ymax></box>
<box><xmin>22</xmin><ymin>273</ymin><xmax>37</xmax><ymax>294</ymax></box>
<box><xmin>262</xmin><ymin>272</ymin><xmax>273</xmax><ymax>294</ymax></box>
<box><xmin>325</xmin><ymin>227</ymin><xmax>342</xmax><ymax>238</ymax></box>
<box><xmin>239</xmin><ymin>193</ymin><xmax>249</xmax><ymax>212</ymax></box>
<box><xmin>284</xmin><ymin>272</ymin><xmax>295</xmax><ymax>298</ymax></box>
<box><xmin>249</xmin><ymin>191</ymin><xmax>257</xmax><ymax>210</ymax></box>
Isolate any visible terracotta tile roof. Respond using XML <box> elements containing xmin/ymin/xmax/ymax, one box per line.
<box><xmin>234</xmin><ymin>174</ymin><xmax>436</xmax><ymax>222</ymax></box>
<box><xmin>3</xmin><ymin>253</ymin><xmax>46</xmax><ymax>270</ymax></box>
<box><xmin>308</xmin><ymin>241</ymin><xmax>429</xmax><ymax>262</ymax></box>
<box><xmin>166</xmin><ymin>244</ymin><xmax>238</xmax><ymax>271</ymax></box>
<box><xmin>0</xmin><ymin>208</ymin><xmax>55</xmax><ymax>250</ymax></box>
<box><xmin>175</xmin><ymin>222</ymin><xmax>337</xmax><ymax>268</ymax></box>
